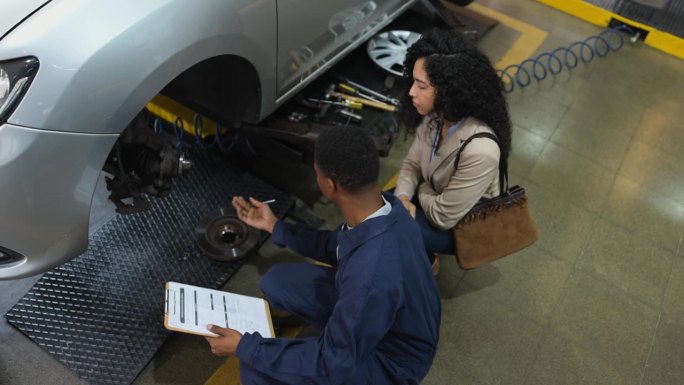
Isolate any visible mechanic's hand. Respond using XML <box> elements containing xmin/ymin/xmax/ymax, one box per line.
<box><xmin>232</xmin><ymin>196</ymin><xmax>278</xmax><ymax>233</ymax></box>
<box><xmin>205</xmin><ymin>324</ymin><xmax>242</xmax><ymax>357</ymax></box>
<box><xmin>398</xmin><ymin>195</ymin><xmax>416</xmax><ymax>219</ymax></box>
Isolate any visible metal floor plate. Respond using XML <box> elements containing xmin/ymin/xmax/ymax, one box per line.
<box><xmin>585</xmin><ymin>0</ymin><xmax>684</xmax><ymax>38</ymax></box>
<box><xmin>4</xmin><ymin>150</ymin><xmax>293</xmax><ymax>385</ymax></box>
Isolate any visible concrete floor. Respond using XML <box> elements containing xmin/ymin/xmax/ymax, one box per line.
<box><xmin>3</xmin><ymin>0</ymin><xmax>684</xmax><ymax>384</ymax></box>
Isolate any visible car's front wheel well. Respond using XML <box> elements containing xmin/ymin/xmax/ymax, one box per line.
<box><xmin>160</xmin><ymin>55</ymin><xmax>261</xmax><ymax>127</ymax></box>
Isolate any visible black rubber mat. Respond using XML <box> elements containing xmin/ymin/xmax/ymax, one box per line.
<box><xmin>4</xmin><ymin>150</ymin><xmax>293</xmax><ymax>385</ymax></box>
<box><xmin>584</xmin><ymin>0</ymin><xmax>684</xmax><ymax>38</ymax></box>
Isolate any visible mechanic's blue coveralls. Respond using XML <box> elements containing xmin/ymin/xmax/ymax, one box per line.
<box><xmin>236</xmin><ymin>193</ymin><xmax>441</xmax><ymax>384</ymax></box>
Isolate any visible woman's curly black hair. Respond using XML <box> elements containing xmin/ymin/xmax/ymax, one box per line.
<box><xmin>403</xmin><ymin>28</ymin><xmax>512</xmax><ymax>160</ymax></box>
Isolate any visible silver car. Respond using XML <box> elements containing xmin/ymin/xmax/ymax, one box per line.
<box><xmin>0</xmin><ymin>0</ymin><xmax>415</xmax><ymax>279</ymax></box>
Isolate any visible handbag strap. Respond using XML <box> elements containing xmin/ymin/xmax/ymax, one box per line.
<box><xmin>453</xmin><ymin>132</ymin><xmax>507</xmax><ymax>196</ymax></box>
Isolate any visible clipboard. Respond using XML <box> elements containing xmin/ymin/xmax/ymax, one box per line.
<box><xmin>164</xmin><ymin>281</ymin><xmax>275</xmax><ymax>338</ymax></box>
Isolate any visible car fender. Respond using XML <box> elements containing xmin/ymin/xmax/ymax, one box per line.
<box><xmin>1</xmin><ymin>0</ymin><xmax>277</xmax><ymax>134</ymax></box>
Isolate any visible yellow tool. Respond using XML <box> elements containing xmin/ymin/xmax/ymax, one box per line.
<box><xmin>328</xmin><ymin>90</ymin><xmax>396</xmax><ymax>112</ymax></box>
<box><xmin>338</xmin><ymin>83</ymin><xmax>385</xmax><ymax>105</ymax></box>
<box><xmin>337</xmin><ymin>79</ymin><xmax>401</xmax><ymax>106</ymax></box>
<box><xmin>308</xmin><ymin>98</ymin><xmax>363</xmax><ymax>110</ymax></box>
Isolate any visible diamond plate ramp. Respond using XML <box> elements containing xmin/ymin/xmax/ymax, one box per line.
<box><xmin>4</xmin><ymin>150</ymin><xmax>293</xmax><ymax>385</ymax></box>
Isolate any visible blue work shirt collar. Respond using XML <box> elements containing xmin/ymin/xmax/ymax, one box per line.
<box><xmin>337</xmin><ymin>193</ymin><xmax>400</xmax><ymax>261</ymax></box>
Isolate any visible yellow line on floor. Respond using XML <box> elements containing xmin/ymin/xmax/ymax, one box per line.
<box><xmin>204</xmin><ymin>324</ymin><xmax>305</xmax><ymax>385</ymax></box>
<box><xmin>537</xmin><ymin>0</ymin><xmax>684</xmax><ymax>60</ymax></box>
<box><xmin>468</xmin><ymin>3</ymin><xmax>548</xmax><ymax>69</ymax></box>
<box><xmin>382</xmin><ymin>173</ymin><xmax>399</xmax><ymax>192</ymax></box>
<box><xmin>205</xmin><ymin>357</ymin><xmax>242</xmax><ymax>385</ymax></box>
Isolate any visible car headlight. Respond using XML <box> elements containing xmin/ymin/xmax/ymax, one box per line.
<box><xmin>0</xmin><ymin>57</ymin><xmax>39</xmax><ymax>124</ymax></box>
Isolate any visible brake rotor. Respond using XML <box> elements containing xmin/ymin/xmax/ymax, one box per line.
<box><xmin>195</xmin><ymin>207</ymin><xmax>259</xmax><ymax>261</ymax></box>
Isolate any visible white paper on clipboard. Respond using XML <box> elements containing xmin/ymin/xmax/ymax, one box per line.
<box><xmin>164</xmin><ymin>281</ymin><xmax>274</xmax><ymax>338</ymax></box>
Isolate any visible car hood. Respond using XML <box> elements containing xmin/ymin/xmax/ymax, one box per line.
<box><xmin>1</xmin><ymin>0</ymin><xmax>51</xmax><ymax>40</ymax></box>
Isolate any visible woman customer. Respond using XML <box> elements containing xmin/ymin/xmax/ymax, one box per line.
<box><xmin>394</xmin><ymin>28</ymin><xmax>512</xmax><ymax>273</ymax></box>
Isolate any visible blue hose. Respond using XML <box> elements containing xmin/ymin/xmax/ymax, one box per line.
<box><xmin>154</xmin><ymin>117</ymin><xmax>185</xmax><ymax>149</ymax></box>
<box><xmin>154</xmin><ymin>113</ymin><xmax>256</xmax><ymax>154</ymax></box>
<box><xmin>498</xmin><ymin>25</ymin><xmax>635</xmax><ymax>93</ymax></box>
<box><xmin>173</xmin><ymin>117</ymin><xmax>186</xmax><ymax>149</ymax></box>
<box><xmin>192</xmin><ymin>113</ymin><xmax>217</xmax><ymax>150</ymax></box>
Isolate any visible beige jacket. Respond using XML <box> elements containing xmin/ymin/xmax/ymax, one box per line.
<box><xmin>395</xmin><ymin>116</ymin><xmax>501</xmax><ymax>230</ymax></box>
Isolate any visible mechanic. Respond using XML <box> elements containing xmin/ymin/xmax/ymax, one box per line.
<box><xmin>205</xmin><ymin>126</ymin><xmax>441</xmax><ymax>384</ymax></box>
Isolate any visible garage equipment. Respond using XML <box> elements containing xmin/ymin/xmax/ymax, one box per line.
<box><xmin>336</xmin><ymin>108</ymin><xmax>364</xmax><ymax>122</ymax></box>
<box><xmin>498</xmin><ymin>24</ymin><xmax>635</xmax><ymax>93</ymax></box>
<box><xmin>337</xmin><ymin>77</ymin><xmax>401</xmax><ymax>106</ymax></box>
<box><xmin>6</xmin><ymin>151</ymin><xmax>293</xmax><ymax>385</ymax></box>
<box><xmin>195</xmin><ymin>207</ymin><xmax>260</xmax><ymax>261</ymax></box>
<box><xmin>325</xmin><ymin>85</ymin><xmax>396</xmax><ymax>112</ymax></box>
<box><xmin>538</xmin><ymin>0</ymin><xmax>684</xmax><ymax>59</ymax></box>
<box><xmin>308</xmin><ymin>98</ymin><xmax>363</xmax><ymax>110</ymax></box>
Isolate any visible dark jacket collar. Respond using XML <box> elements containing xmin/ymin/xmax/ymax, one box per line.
<box><xmin>336</xmin><ymin>192</ymin><xmax>402</xmax><ymax>260</ymax></box>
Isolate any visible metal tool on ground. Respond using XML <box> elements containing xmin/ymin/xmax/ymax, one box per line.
<box><xmin>324</xmin><ymin>85</ymin><xmax>396</xmax><ymax>112</ymax></box>
<box><xmin>288</xmin><ymin>112</ymin><xmax>308</xmax><ymax>122</ymax></box>
<box><xmin>337</xmin><ymin>77</ymin><xmax>401</xmax><ymax>106</ymax></box>
<box><xmin>337</xmin><ymin>83</ymin><xmax>385</xmax><ymax>104</ymax></box>
<box><xmin>195</xmin><ymin>207</ymin><xmax>260</xmax><ymax>261</ymax></box>
<box><xmin>336</xmin><ymin>108</ymin><xmax>363</xmax><ymax>122</ymax></box>
<box><xmin>308</xmin><ymin>98</ymin><xmax>363</xmax><ymax>110</ymax></box>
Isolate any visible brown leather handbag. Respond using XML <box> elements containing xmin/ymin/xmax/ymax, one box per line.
<box><xmin>452</xmin><ymin>133</ymin><xmax>538</xmax><ymax>270</ymax></box>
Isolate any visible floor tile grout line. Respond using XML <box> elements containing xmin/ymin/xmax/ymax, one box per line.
<box><xmin>453</xmin><ymin>279</ymin><xmax>548</xmax><ymax>330</ymax></box>
<box><xmin>524</xmin><ymin>143</ymin><xmax>684</xmax><ymax>254</ymax></box>
<box><xmin>555</xmin><ymin>269</ymin><xmax>660</xmax><ymax>382</ymax></box>
<box><xmin>522</xmin><ymin>134</ymin><xmax>623</xmax><ymax>216</ymax></box>
<box><xmin>531</xmin><ymin>240</ymin><xmax>578</xmax><ymax>264</ymax></box>
<box><xmin>518</xmin><ymin>205</ymin><xmax>606</xmax><ymax>384</ymax></box>
<box><xmin>520</xmin><ymin>266</ymin><xmax>589</xmax><ymax>382</ymax></box>
<box><xmin>516</xmin><ymin>103</ymin><xmax>570</xmax><ymax>181</ymax></box>
<box><xmin>639</xmin><ymin>231</ymin><xmax>682</xmax><ymax>385</ymax></box>
<box><xmin>613</xmin><ymin>143</ymin><xmax>684</xmax><ymax>206</ymax></box>
<box><xmin>639</xmin><ymin>310</ymin><xmax>663</xmax><ymax>385</ymax></box>
<box><xmin>530</xmin><ymin>130</ymin><xmax>623</xmax><ymax>179</ymax></box>
<box><xmin>573</xmin><ymin>261</ymin><xmax>672</xmax><ymax>314</ymax></box>
<box><xmin>595</xmin><ymin>202</ymin><xmax>683</xmax><ymax>253</ymax></box>
<box><xmin>513</xmin><ymin>86</ymin><xmax>668</xmax><ymax>197</ymax></box>
<box><xmin>613</xmin><ymin>101</ymin><xmax>645</xmax><ymax>179</ymax></box>
<box><xmin>529</xmin><ymin>158</ymin><xmax>676</xmax><ymax>382</ymax></box>
<box><xmin>524</xmin><ymin>172</ymin><xmax>608</xmax><ymax>218</ymax></box>
<box><xmin>548</xmin><ymin>131</ymin><xmax>631</xmax><ymax>174</ymax></box>
<box><xmin>514</xmin><ymin>211</ymin><xmax>586</xmax><ymax>383</ymax></box>
<box><xmin>556</xmin><ymin>163</ymin><xmax>678</xmax><ymax>313</ymax></box>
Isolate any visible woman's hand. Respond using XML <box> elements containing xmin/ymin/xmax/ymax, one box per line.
<box><xmin>398</xmin><ymin>195</ymin><xmax>416</xmax><ymax>219</ymax></box>
<box><xmin>205</xmin><ymin>324</ymin><xmax>242</xmax><ymax>356</ymax></box>
<box><xmin>232</xmin><ymin>196</ymin><xmax>278</xmax><ymax>234</ymax></box>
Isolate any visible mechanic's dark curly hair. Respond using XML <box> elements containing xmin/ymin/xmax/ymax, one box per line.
<box><xmin>315</xmin><ymin>126</ymin><xmax>379</xmax><ymax>192</ymax></box>
<box><xmin>403</xmin><ymin>29</ymin><xmax>512</xmax><ymax>160</ymax></box>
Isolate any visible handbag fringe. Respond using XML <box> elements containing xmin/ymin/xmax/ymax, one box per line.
<box><xmin>457</xmin><ymin>195</ymin><xmax>528</xmax><ymax>226</ymax></box>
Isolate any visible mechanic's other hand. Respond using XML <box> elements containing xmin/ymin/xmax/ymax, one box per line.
<box><xmin>232</xmin><ymin>196</ymin><xmax>278</xmax><ymax>233</ymax></box>
<box><xmin>398</xmin><ymin>195</ymin><xmax>416</xmax><ymax>219</ymax></box>
<box><xmin>205</xmin><ymin>324</ymin><xmax>242</xmax><ymax>356</ymax></box>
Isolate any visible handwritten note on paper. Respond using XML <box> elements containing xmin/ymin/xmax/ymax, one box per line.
<box><xmin>164</xmin><ymin>281</ymin><xmax>274</xmax><ymax>338</ymax></box>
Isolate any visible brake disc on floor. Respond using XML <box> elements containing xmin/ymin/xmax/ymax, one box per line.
<box><xmin>195</xmin><ymin>207</ymin><xmax>259</xmax><ymax>261</ymax></box>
